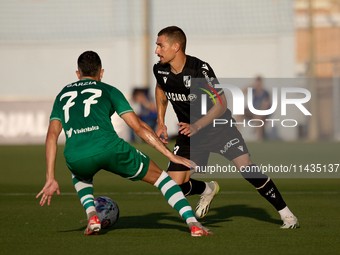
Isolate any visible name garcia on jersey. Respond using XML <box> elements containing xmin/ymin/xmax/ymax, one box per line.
<box><xmin>66</xmin><ymin>81</ymin><xmax>97</xmax><ymax>88</ymax></box>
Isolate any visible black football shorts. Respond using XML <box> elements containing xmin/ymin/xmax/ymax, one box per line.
<box><xmin>167</xmin><ymin>125</ymin><xmax>249</xmax><ymax>171</ymax></box>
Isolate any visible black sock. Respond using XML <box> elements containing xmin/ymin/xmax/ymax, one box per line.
<box><xmin>241</xmin><ymin>164</ymin><xmax>287</xmax><ymax>211</ymax></box>
<box><xmin>179</xmin><ymin>178</ymin><xmax>206</xmax><ymax>196</ymax></box>
<box><xmin>257</xmin><ymin>179</ymin><xmax>287</xmax><ymax>211</ymax></box>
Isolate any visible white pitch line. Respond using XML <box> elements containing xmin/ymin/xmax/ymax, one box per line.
<box><xmin>1</xmin><ymin>191</ymin><xmax>339</xmax><ymax>196</ymax></box>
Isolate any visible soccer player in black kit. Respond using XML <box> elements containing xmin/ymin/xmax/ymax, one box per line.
<box><xmin>153</xmin><ymin>26</ymin><xmax>299</xmax><ymax>228</ymax></box>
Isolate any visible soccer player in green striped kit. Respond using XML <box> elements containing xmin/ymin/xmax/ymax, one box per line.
<box><xmin>36</xmin><ymin>51</ymin><xmax>211</xmax><ymax>236</ymax></box>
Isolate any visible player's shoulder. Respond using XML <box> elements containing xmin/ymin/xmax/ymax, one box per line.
<box><xmin>153</xmin><ymin>61</ymin><xmax>171</xmax><ymax>75</ymax></box>
<box><xmin>96</xmin><ymin>80</ymin><xmax>115</xmax><ymax>90</ymax></box>
<box><xmin>97</xmin><ymin>81</ymin><xmax>127</xmax><ymax>98</ymax></box>
<box><xmin>185</xmin><ymin>55</ymin><xmax>212</xmax><ymax>72</ymax></box>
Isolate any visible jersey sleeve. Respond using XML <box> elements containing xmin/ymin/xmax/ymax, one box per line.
<box><xmin>153</xmin><ymin>64</ymin><xmax>165</xmax><ymax>87</ymax></box>
<box><xmin>110</xmin><ymin>87</ymin><xmax>134</xmax><ymax>116</ymax></box>
<box><xmin>49</xmin><ymin>96</ymin><xmax>62</xmax><ymax>122</ymax></box>
<box><xmin>196</xmin><ymin>62</ymin><xmax>224</xmax><ymax>99</ymax></box>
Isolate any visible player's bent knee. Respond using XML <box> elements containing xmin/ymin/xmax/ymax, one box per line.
<box><xmin>168</xmin><ymin>171</ymin><xmax>190</xmax><ymax>185</ymax></box>
<box><xmin>233</xmin><ymin>154</ymin><xmax>253</xmax><ymax>170</ymax></box>
<box><xmin>240</xmin><ymin>164</ymin><xmax>269</xmax><ymax>189</ymax></box>
<box><xmin>141</xmin><ymin>159</ymin><xmax>163</xmax><ymax>185</ymax></box>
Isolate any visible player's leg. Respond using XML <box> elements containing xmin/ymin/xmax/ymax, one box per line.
<box><xmin>169</xmin><ymin>141</ymin><xmax>208</xmax><ymax>193</ymax></box>
<box><xmin>168</xmin><ymin>142</ymin><xmax>220</xmax><ymax>220</ymax></box>
<box><xmin>103</xmin><ymin>141</ymin><xmax>212</xmax><ymax>236</ymax></box>
<box><xmin>169</xmin><ymin>170</ymin><xmax>216</xmax><ymax>197</ymax></box>
<box><xmin>233</xmin><ymin>154</ymin><xmax>299</xmax><ymax>228</ymax></box>
<box><xmin>168</xmin><ymin>171</ymin><xmax>219</xmax><ymax>220</ymax></box>
<box><xmin>67</xmin><ymin>160</ymin><xmax>101</xmax><ymax>235</ymax></box>
<box><xmin>72</xmin><ymin>174</ymin><xmax>96</xmax><ymax>218</ymax></box>
<box><xmin>216</xmin><ymin>124</ymin><xmax>298</xmax><ymax>228</ymax></box>
<box><xmin>142</xmin><ymin>159</ymin><xmax>212</xmax><ymax>236</ymax></box>
<box><xmin>190</xmin><ymin>151</ymin><xmax>220</xmax><ymax>219</ymax></box>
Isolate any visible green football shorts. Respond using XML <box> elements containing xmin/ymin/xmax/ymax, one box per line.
<box><xmin>66</xmin><ymin>139</ymin><xmax>150</xmax><ymax>181</ymax></box>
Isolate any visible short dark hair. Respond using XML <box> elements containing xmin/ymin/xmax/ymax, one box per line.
<box><xmin>158</xmin><ymin>26</ymin><xmax>187</xmax><ymax>53</ymax></box>
<box><xmin>77</xmin><ymin>51</ymin><xmax>102</xmax><ymax>77</ymax></box>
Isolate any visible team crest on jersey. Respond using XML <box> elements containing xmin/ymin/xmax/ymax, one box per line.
<box><xmin>183</xmin><ymin>75</ymin><xmax>191</xmax><ymax>89</ymax></box>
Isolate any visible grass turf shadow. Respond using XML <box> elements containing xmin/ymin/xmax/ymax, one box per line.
<box><xmin>200</xmin><ymin>204</ymin><xmax>282</xmax><ymax>227</ymax></box>
<box><xmin>59</xmin><ymin>204</ymin><xmax>281</xmax><ymax>234</ymax></box>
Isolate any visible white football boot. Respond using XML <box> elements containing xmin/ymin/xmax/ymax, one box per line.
<box><xmin>195</xmin><ymin>181</ymin><xmax>220</xmax><ymax>219</ymax></box>
<box><xmin>280</xmin><ymin>215</ymin><xmax>300</xmax><ymax>229</ymax></box>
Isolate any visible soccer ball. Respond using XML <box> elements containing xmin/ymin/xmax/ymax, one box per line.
<box><xmin>94</xmin><ymin>196</ymin><xmax>119</xmax><ymax>229</ymax></box>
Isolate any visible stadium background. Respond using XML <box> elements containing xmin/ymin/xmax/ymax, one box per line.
<box><xmin>1</xmin><ymin>0</ymin><xmax>339</xmax><ymax>144</ymax></box>
<box><xmin>0</xmin><ymin>1</ymin><xmax>339</xmax><ymax>255</ymax></box>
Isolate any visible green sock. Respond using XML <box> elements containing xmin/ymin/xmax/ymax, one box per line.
<box><xmin>72</xmin><ymin>174</ymin><xmax>96</xmax><ymax>219</ymax></box>
<box><xmin>154</xmin><ymin>171</ymin><xmax>197</xmax><ymax>225</ymax></box>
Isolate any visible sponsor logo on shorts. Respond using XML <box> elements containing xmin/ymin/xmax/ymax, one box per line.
<box><xmin>220</xmin><ymin>138</ymin><xmax>240</xmax><ymax>154</ymax></box>
<box><xmin>136</xmin><ymin>149</ymin><xmax>147</xmax><ymax>158</ymax></box>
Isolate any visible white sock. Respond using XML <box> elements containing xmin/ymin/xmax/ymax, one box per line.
<box><xmin>278</xmin><ymin>206</ymin><xmax>294</xmax><ymax>220</ymax></box>
<box><xmin>87</xmin><ymin>210</ymin><xmax>98</xmax><ymax>220</ymax></box>
<box><xmin>201</xmin><ymin>182</ymin><xmax>213</xmax><ymax>196</ymax></box>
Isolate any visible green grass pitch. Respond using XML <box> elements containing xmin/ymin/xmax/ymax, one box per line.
<box><xmin>0</xmin><ymin>142</ymin><xmax>339</xmax><ymax>255</ymax></box>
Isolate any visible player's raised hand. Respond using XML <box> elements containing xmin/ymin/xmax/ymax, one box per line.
<box><xmin>156</xmin><ymin>123</ymin><xmax>168</xmax><ymax>144</ymax></box>
<box><xmin>36</xmin><ymin>179</ymin><xmax>61</xmax><ymax>206</ymax></box>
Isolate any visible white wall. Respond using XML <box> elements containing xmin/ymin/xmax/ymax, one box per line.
<box><xmin>186</xmin><ymin>34</ymin><xmax>295</xmax><ymax>78</ymax></box>
<box><xmin>0</xmin><ymin>39</ymin><xmax>145</xmax><ymax>98</ymax></box>
<box><xmin>0</xmin><ymin>32</ymin><xmax>296</xmax><ymax>144</ymax></box>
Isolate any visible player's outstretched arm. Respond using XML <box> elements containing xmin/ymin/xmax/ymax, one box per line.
<box><xmin>121</xmin><ymin>112</ymin><xmax>193</xmax><ymax>169</ymax></box>
<box><xmin>36</xmin><ymin>120</ymin><xmax>62</xmax><ymax>206</ymax></box>
<box><xmin>155</xmin><ymin>84</ymin><xmax>169</xmax><ymax>143</ymax></box>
